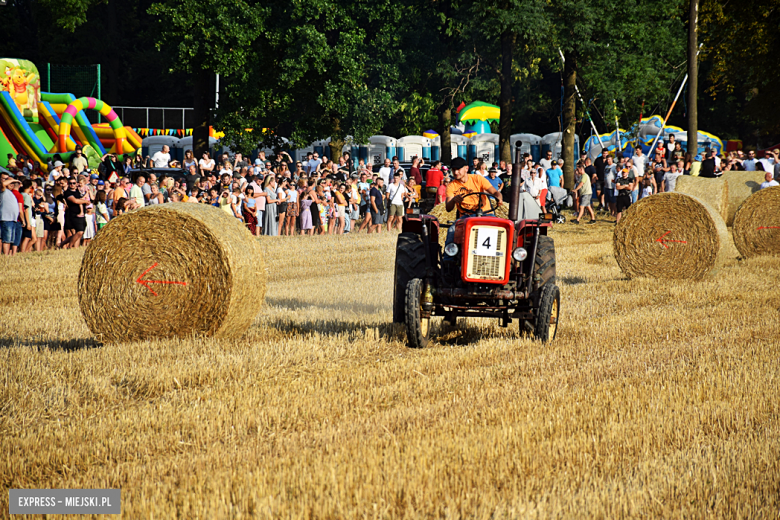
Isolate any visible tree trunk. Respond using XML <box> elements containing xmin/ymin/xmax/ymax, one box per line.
<box><xmin>440</xmin><ymin>104</ymin><xmax>452</xmax><ymax>165</ymax></box>
<box><xmin>687</xmin><ymin>0</ymin><xmax>698</xmax><ymax>156</ymax></box>
<box><xmin>562</xmin><ymin>52</ymin><xmax>577</xmax><ymax>189</ymax></box>
<box><xmin>499</xmin><ymin>30</ymin><xmax>515</xmax><ymax>164</ymax></box>
<box><xmin>329</xmin><ymin>116</ymin><xmax>343</xmax><ymax>162</ymax></box>
<box><xmin>192</xmin><ymin>69</ymin><xmax>212</xmax><ymax>159</ymax></box>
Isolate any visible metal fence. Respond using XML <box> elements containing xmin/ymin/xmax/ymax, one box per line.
<box><xmin>112</xmin><ymin>106</ymin><xmax>196</xmax><ymax>129</ymax></box>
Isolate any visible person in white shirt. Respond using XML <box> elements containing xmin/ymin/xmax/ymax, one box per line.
<box><xmin>539</xmin><ymin>150</ymin><xmax>553</xmax><ymax>171</ymax></box>
<box><xmin>527</xmin><ymin>168</ymin><xmax>546</xmax><ymax>207</ymax></box>
<box><xmin>199</xmin><ymin>151</ymin><xmax>215</xmax><ymax>175</ymax></box>
<box><xmin>758</xmin><ymin>152</ymin><xmax>775</xmax><ymax>175</ymax></box>
<box><xmin>663</xmin><ymin>164</ymin><xmax>684</xmax><ymax>192</ymax></box>
<box><xmin>385</xmin><ymin>172</ymin><xmax>408</xmax><ymax>231</ymax></box>
<box><xmin>151</xmin><ymin>145</ymin><xmax>171</xmax><ymax>168</ymax></box>
<box><xmin>377</xmin><ymin>158</ymin><xmax>393</xmax><ymax>185</ymax></box>
<box><xmin>760</xmin><ymin>171</ymin><xmax>779</xmax><ymax>189</ymax></box>
<box><xmin>632</xmin><ymin>147</ymin><xmax>646</xmax><ymax>175</ymax></box>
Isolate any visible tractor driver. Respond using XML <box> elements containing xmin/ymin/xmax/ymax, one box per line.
<box><xmin>445</xmin><ymin>157</ymin><xmax>503</xmax><ymax>216</ymax></box>
<box><xmin>443</xmin><ymin>157</ymin><xmax>503</xmax><ymax>258</ymax></box>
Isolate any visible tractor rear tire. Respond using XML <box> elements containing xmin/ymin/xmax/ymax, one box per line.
<box><xmin>405</xmin><ymin>278</ymin><xmax>431</xmax><ymax>348</ymax></box>
<box><xmin>393</xmin><ymin>233</ymin><xmax>426</xmax><ymax>323</ymax></box>
<box><xmin>533</xmin><ymin>235</ymin><xmax>556</xmax><ymax>290</ymax></box>
<box><xmin>534</xmin><ymin>283</ymin><xmax>560</xmax><ymax>342</ymax></box>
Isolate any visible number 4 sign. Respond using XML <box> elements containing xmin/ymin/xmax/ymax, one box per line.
<box><xmin>474</xmin><ymin>228</ymin><xmax>499</xmax><ymax>256</ymax></box>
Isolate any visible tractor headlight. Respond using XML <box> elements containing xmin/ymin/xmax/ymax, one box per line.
<box><xmin>444</xmin><ymin>243</ymin><xmax>459</xmax><ymax>257</ymax></box>
<box><xmin>512</xmin><ymin>247</ymin><xmax>528</xmax><ymax>261</ymax></box>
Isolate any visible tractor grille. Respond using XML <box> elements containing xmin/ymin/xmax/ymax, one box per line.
<box><xmin>466</xmin><ymin>226</ymin><xmax>507</xmax><ymax>281</ymax></box>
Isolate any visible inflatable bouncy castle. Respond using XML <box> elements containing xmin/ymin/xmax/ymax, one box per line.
<box><xmin>0</xmin><ymin>58</ymin><xmax>141</xmax><ymax>172</ymax></box>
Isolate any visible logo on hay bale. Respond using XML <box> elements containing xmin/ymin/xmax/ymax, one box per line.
<box><xmin>78</xmin><ymin>204</ymin><xmax>266</xmax><ymax>343</ymax></box>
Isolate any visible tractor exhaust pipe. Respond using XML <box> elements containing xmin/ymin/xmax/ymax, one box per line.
<box><xmin>508</xmin><ymin>141</ymin><xmax>523</xmax><ymax>222</ymax></box>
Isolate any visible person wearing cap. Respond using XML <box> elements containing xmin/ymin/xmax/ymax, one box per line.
<box><xmin>47</xmin><ymin>161</ymin><xmax>64</xmax><ymax>183</ymax></box>
<box><xmin>545</xmin><ymin>160</ymin><xmax>563</xmax><ymax>189</ymax></box>
<box><xmin>486</xmin><ymin>167</ymin><xmax>503</xmax><ymax>192</ymax></box>
<box><xmin>445</xmin><ymin>157</ymin><xmax>503</xmax><ymax>216</ymax></box>
<box><xmin>71</xmin><ymin>147</ymin><xmax>88</xmax><ymax>173</ymax></box>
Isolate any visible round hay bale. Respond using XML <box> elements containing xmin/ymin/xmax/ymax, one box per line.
<box><xmin>721</xmin><ymin>171</ymin><xmax>766</xmax><ymax>226</ymax></box>
<box><xmin>675</xmin><ymin>176</ymin><xmax>729</xmax><ymax>221</ymax></box>
<box><xmin>613</xmin><ymin>192</ymin><xmax>730</xmax><ymax>280</ymax></box>
<box><xmin>78</xmin><ymin>203</ymin><xmax>266</xmax><ymax>343</ymax></box>
<box><xmin>427</xmin><ymin>201</ymin><xmax>510</xmax><ymax>247</ymax></box>
<box><xmin>732</xmin><ymin>186</ymin><xmax>780</xmax><ymax>258</ymax></box>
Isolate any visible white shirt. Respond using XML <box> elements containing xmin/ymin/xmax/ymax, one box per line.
<box><xmin>632</xmin><ymin>153</ymin><xmax>646</xmax><ymax>173</ymax></box>
<box><xmin>760</xmin><ymin>180</ymin><xmax>779</xmax><ymax>189</ymax></box>
<box><xmin>743</xmin><ymin>158</ymin><xmax>756</xmax><ymax>171</ymax></box>
<box><xmin>199</xmin><ymin>158</ymin><xmax>215</xmax><ymax>170</ymax></box>
<box><xmin>386</xmin><ymin>182</ymin><xmax>407</xmax><ymax>205</ymax></box>
<box><xmin>152</xmin><ymin>151</ymin><xmax>170</xmax><ymax>168</ymax></box>
<box><xmin>378</xmin><ymin>166</ymin><xmax>393</xmax><ymax>185</ymax></box>
<box><xmin>527</xmin><ymin>176</ymin><xmax>545</xmax><ymax>198</ymax></box>
<box><xmin>759</xmin><ymin>158</ymin><xmax>774</xmax><ymax>173</ymax></box>
<box><xmin>539</xmin><ymin>158</ymin><xmax>552</xmax><ymax>170</ymax></box>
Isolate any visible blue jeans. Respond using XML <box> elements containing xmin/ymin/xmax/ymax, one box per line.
<box><xmin>12</xmin><ymin>221</ymin><xmax>22</xmax><ymax>247</ymax></box>
<box><xmin>0</xmin><ymin>221</ymin><xmax>14</xmax><ymax>244</ymax></box>
<box><xmin>631</xmin><ymin>189</ymin><xmax>638</xmax><ymax>204</ymax></box>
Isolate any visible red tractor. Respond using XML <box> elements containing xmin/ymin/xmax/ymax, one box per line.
<box><xmin>393</xmin><ymin>147</ymin><xmax>559</xmax><ymax>348</ymax></box>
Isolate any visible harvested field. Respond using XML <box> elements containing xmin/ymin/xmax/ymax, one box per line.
<box><xmin>1</xmin><ymin>221</ymin><xmax>779</xmax><ymax>518</ymax></box>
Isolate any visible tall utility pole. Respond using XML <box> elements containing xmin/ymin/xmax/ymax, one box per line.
<box><xmin>687</xmin><ymin>0</ymin><xmax>698</xmax><ymax>155</ymax></box>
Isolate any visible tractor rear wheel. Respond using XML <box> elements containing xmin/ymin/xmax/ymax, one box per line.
<box><xmin>533</xmin><ymin>235</ymin><xmax>556</xmax><ymax>290</ymax></box>
<box><xmin>405</xmin><ymin>278</ymin><xmax>431</xmax><ymax>348</ymax></box>
<box><xmin>393</xmin><ymin>233</ymin><xmax>426</xmax><ymax>323</ymax></box>
<box><xmin>534</xmin><ymin>283</ymin><xmax>560</xmax><ymax>342</ymax></box>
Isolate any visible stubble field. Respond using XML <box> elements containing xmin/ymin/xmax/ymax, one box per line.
<box><xmin>1</xmin><ymin>221</ymin><xmax>779</xmax><ymax>518</ymax></box>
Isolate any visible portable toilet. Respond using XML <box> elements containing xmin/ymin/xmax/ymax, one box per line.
<box><xmin>397</xmin><ymin>135</ymin><xmax>432</xmax><ymax>162</ymax></box>
<box><xmin>142</xmin><ymin>136</ymin><xmax>181</xmax><ymax>162</ymax></box>
<box><xmin>368</xmin><ymin>135</ymin><xmax>397</xmax><ymax>166</ymax></box>
<box><xmin>176</xmin><ymin>135</ymin><xmax>218</xmax><ymax>160</ymax></box>
<box><xmin>542</xmin><ymin>132</ymin><xmax>580</xmax><ymax>160</ymax></box>
<box><xmin>294</xmin><ymin>143</ymin><xmax>314</xmax><ymax>163</ymax></box>
<box><xmin>312</xmin><ymin>138</ymin><xmax>332</xmax><ymax>160</ymax></box>
<box><xmin>449</xmin><ymin>135</ymin><xmax>469</xmax><ymax>161</ymax></box>
<box><xmin>468</xmin><ymin>133</ymin><xmax>499</xmax><ymax>166</ymax></box>
<box><xmin>510</xmin><ymin>133</ymin><xmax>542</xmax><ymax>163</ymax></box>
<box><xmin>430</xmin><ymin>136</ymin><xmax>441</xmax><ymax>161</ymax></box>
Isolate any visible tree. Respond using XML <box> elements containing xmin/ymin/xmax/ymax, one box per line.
<box><xmin>698</xmin><ymin>0</ymin><xmax>780</xmax><ymax>142</ymax></box>
<box><xmin>149</xmin><ymin>0</ymin><xmax>268</xmax><ymax>158</ymax></box>
<box><xmin>545</xmin><ymin>0</ymin><xmax>686</xmax><ymax>188</ymax></box>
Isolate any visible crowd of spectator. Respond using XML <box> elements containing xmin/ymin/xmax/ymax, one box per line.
<box><xmin>1</xmin><ymin>138</ymin><xmax>779</xmax><ymax>256</ymax></box>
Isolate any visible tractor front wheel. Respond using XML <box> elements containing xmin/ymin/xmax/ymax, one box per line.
<box><xmin>405</xmin><ymin>278</ymin><xmax>431</xmax><ymax>349</ymax></box>
<box><xmin>534</xmin><ymin>283</ymin><xmax>560</xmax><ymax>342</ymax></box>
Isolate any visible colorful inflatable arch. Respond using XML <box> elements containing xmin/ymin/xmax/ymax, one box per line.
<box><xmin>58</xmin><ymin>97</ymin><xmax>128</xmax><ymax>154</ymax></box>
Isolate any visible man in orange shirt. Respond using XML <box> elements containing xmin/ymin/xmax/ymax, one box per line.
<box><xmin>443</xmin><ymin>157</ymin><xmax>503</xmax><ymax>257</ymax></box>
<box><xmin>445</xmin><ymin>157</ymin><xmax>503</xmax><ymax>216</ymax></box>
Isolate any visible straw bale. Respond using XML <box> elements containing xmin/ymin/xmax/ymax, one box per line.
<box><xmin>675</xmin><ymin>176</ymin><xmax>728</xmax><ymax>221</ymax></box>
<box><xmin>427</xmin><ymin>202</ymin><xmax>510</xmax><ymax>247</ymax></box>
<box><xmin>721</xmin><ymin>171</ymin><xmax>766</xmax><ymax>226</ymax></box>
<box><xmin>732</xmin><ymin>186</ymin><xmax>780</xmax><ymax>258</ymax></box>
<box><xmin>613</xmin><ymin>192</ymin><xmax>730</xmax><ymax>280</ymax></box>
<box><xmin>78</xmin><ymin>203</ymin><xmax>266</xmax><ymax>343</ymax></box>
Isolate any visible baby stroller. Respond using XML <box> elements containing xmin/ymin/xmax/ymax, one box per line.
<box><xmin>545</xmin><ymin>186</ymin><xmax>569</xmax><ymax>224</ymax></box>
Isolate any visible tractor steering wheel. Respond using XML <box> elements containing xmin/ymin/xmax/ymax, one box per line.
<box><xmin>457</xmin><ymin>191</ymin><xmax>500</xmax><ymax>217</ymax></box>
